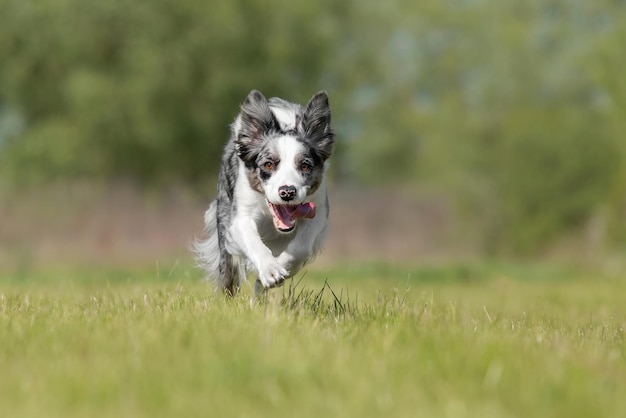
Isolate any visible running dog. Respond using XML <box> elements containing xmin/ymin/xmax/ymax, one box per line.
<box><xmin>194</xmin><ymin>90</ymin><xmax>334</xmax><ymax>296</ymax></box>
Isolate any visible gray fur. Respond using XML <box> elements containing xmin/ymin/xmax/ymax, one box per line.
<box><xmin>194</xmin><ymin>90</ymin><xmax>334</xmax><ymax>296</ymax></box>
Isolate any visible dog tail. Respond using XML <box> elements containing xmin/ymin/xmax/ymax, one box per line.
<box><xmin>193</xmin><ymin>201</ymin><xmax>221</xmax><ymax>282</ymax></box>
<box><xmin>193</xmin><ymin>201</ymin><xmax>246</xmax><ymax>294</ymax></box>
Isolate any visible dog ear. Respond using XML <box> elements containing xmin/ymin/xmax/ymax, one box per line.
<box><xmin>236</xmin><ymin>90</ymin><xmax>278</xmax><ymax>161</ymax></box>
<box><xmin>303</xmin><ymin>91</ymin><xmax>334</xmax><ymax>162</ymax></box>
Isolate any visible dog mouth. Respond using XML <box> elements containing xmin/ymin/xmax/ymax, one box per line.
<box><xmin>267</xmin><ymin>200</ymin><xmax>316</xmax><ymax>233</ymax></box>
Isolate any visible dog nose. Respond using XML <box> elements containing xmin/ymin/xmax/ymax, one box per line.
<box><xmin>278</xmin><ymin>185</ymin><xmax>297</xmax><ymax>202</ymax></box>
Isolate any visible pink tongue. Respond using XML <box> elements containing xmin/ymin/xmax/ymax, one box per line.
<box><xmin>271</xmin><ymin>202</ymin><xmax>316</xmax><ymax>231</ymax></box>
<box><xmin>294</xmin><ymin>202</ymin><xmax>316</xmax><ymax>219</ymax></box>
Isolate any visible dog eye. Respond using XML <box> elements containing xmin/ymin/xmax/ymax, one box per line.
<box><xmin>300</xmin><ymin>163</ymin><xmax>311</xmax><ymax>173</ymax></box>
<box><xmin>263</xmin><ymin>161</ymin><xmax>275</xmax><ymax>171</ymax></box>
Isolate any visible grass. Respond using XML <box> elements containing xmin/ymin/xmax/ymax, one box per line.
<box><xmin>1</xmin><ymin>261</ymin><xmax>625</xmax><ymax>418</ymax></box>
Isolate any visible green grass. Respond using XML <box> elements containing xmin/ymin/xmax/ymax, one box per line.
<box><xmin>1</xmin><ymin>262</ymin><xmax>625</xmax><ymax>418</ymax></box>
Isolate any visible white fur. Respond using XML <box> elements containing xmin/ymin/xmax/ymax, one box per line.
<box><xmin>270</xmin><ymin>106</ymin><xmax>297</xmax><ymax>131</ymax></box>
<box><xmin>195</xmin><ymin>91</ymin><xmax>333</xmax><ymax>297</ymax></box>
<box><xmin>263</xmin><ymin>135</ymin><xmax>309</xmax><ymax>205</ymax></box>
<box><xmin>226</xmin><ymin>157</ymin><xmax>328</xmax><ymax>290</ymax></box>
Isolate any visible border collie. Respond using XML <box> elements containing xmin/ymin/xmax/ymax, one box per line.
<box><xmin>194</xmin><ymin>90</ymin><xmax>334</xmax><ymax>296</ymax></box>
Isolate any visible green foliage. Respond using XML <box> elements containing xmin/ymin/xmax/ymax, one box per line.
<box><xmin>485</xmin><ymin>109</ymin><xmax>619</xmax><ymax>253</ymax></box>
<box><xmin>0</xmin><ymin>0</ymin><xmax>345</xmax><ymax>183</ymax></box>
<box><xmin>1</xmin><ymin>0</ymin><xmax>625</xmax><ymax>252</ymax></box>
<box><xmin>345</xmin><ymin>0</ymin><xmax>626</xmax><ymax>252</ymax></box>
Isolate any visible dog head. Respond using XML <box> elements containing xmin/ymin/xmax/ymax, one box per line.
<box><xmin>234</xmin><ymin>90</ymin><xmax>334</xmax><ymax>233</ymax></box>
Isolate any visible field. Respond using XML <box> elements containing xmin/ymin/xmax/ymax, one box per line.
<box><xmin>1</xmin><ymin>261</ymin><xmax>625</xmax><ymax>418</ymax></box>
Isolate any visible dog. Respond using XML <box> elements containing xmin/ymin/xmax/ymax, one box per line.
<box><xmin>194</xmin><ymin>90</ymin><xmax>334</xmax><ymax>296</ymax></box>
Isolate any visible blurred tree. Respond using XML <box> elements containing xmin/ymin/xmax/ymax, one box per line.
<box><xmin>0</xmin><ymin>0</ymin><xmax>347</xmax><ymax>183</ymax></box>
<box><xmin>340</xmin><ymin>0</ymin><xmax>626</xmax><ymax>252</ymax></box>
<box><xmin>1</xmin><ymin>0</ymin><xmax>625</xmax><ymax>253</ymax></box>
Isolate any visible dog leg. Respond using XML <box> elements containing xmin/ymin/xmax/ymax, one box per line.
<box><xmin>218</xmin><ymin>251</ymin><xmax>239</xmax><ymax>296</ymax></box>
<box><xmin>276</xmin><ymin>222</ymin><xmax>326</xmax><ymax>277</ymax></box>
<box><xmin>229</xmin><ymin>217</ymin><xmax>289</xmax><ymax>289</ymax></box>
<box><xmin>257</xmin><ymin>255</ymin><xmax>289</xmax><ymax>289</ymax></box>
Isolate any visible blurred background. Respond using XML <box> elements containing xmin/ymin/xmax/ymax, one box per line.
<box><xmin>1</xmin><ymin>0</ymin><xmax>625</xmax><ymax>272</ymax></box>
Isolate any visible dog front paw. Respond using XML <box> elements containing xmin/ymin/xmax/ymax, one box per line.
<box><xmin>258</xmin><ymin>259</ymin><xmax>289</xmax><ymax>289</ymax></box>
